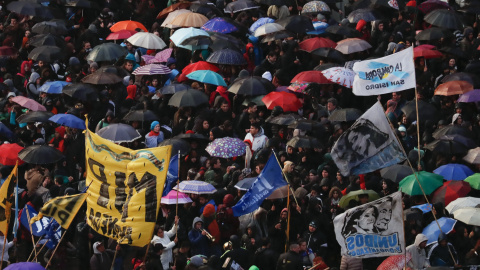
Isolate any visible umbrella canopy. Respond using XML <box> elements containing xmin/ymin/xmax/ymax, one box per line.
<box><xmin>432</xmin><ymin>125</ymin><xmax>474</xmax><ymax>139</ymax></box>
<box><xmin>267</xmin><ymin>185</ymin><xmax>290</xmax><ymax>199</ymax></box>
<box><xmin>186</xmin><ymin>70</ymin><xmax>226</xmax><ymax>87</ymax></box>
<box><xmin>452</xmin><ymin>207</ymin><xmax>480</xmax><ymax>226</ymax></box>
<box><xmin>86</xmin><ymin>43</ymin><xmax>127</xmax><ymax>62</ymax></box>
<box><xmin>377</xmin><ymin>254</ymin><xmax>411</xmax><ymax>270</ymax></box>
<box><xmin>0</xmin><ymin>46</ymin><xmax>17</xmax><ymax>57</ymax></box>
<box><xmin>132</xmin><ymin>64</ymin><xmax>171</xmax><ymax>76</ymax></box>
<box><xmin>433</xmin><ymin>163</ymin><xmax>474</xmax><ymax>180</ymax></box>
<box><xmin>171</xmin><ymin>27</ymin><xmax>209</xmax><ymax>46</ymax></box>
<box><xmin>17</xmin><ymin>111</ymin><xmax>53</xmax><ymax>124</ymax></box>
<box><xmin>424</xmin><ymin>9</ymin><xmax>464</xmax><ymax>30</ymax></box>
<box><xmin>7</xmin><ymin>1</ymin><xmax>53</xmax><ymax>18</ymax></box>
<box><xmin>206</xmin><ymin>137</ymin><xmax>247</xmax><ymax>158</ymax></box>
<box><xmin>253</xmin><ymin>23</ymin><xmax>285</xmax><ymax>37</ymax></box>
<box><xmin>49</xmin><ymin>114</ymin><xmax>86</xmax><ymax>130</ymax></box>
<box><xmin>169</xmin><ymin>12</ymin><xmax>209</xmax><ymax>28</ymax></box>
<box><xmin>228</xmin><ymin>76</ymin><xmax>273</xmax><ymax>96</ymax></box>
<box><xmin>161</xmin><ymin>9</ymin><xmax>193</xmax><ymax>28</ymax></box>
<box><xmin>328</xmin><ymin>108</ymin><xmax>362</xmax><ymax>122</ymax></box>
<box><xmin>157</xmin><ymin>2</ymin><xmax>192</xmax><ymax>19</ymax></box>
<box><xmin>28</xmin><ymin>46</ymin><xmax>63</xmax><ymax>62</ymax></box>
<box><xmin>321</xmin><ymin>67</ymin><xmax>355</xmax><ymax>88</ymax></box>
<box><xmin>422</xmin><ymin>217</ymin><xmax>456</xmax><ymax>245</ymax></box>
<box><xmin>380</xmin><ymin>164</ymin><xmax>413</xmax><ymax>183</ymax></box>
<box><xmin>413</xmin><ymin>46</ymin><xmax>443</xmax><ymax>59</ymax></box>
<box><xmin>425</xmin><ymin>136</ymin><xmax>471</xmax><ymax>154</ymax></box>
<box><xmin>81</xmin><ymin>69</ymin><xmax>123</xmax><ymax>85</ymax></box>
<box><xmin>5</xmin><ymin>262</ymin><xmax>46</xmax><ymax>270</ymax></box>
<box><xmin>431</xmin><ymin>180</ymin><xmax>471</xmax><ymax>206</ymax></box>
<box><xmin>11</xmin><ymin>96</ymin><xmax>46</xmax><ymax>111</ymax></box>
<box><xmin>110</xmin><ymin>20</ymin><xmax>147</xmax><ymax>32</ymax></box>
<box><xmin>29</xmin><ymin>34</ymin><xmax>66</xmax><ymax>47</ymax></box>
<box><xmin>62</xmin><ymin>83</ymin><xmax>98</xmax><ymax>101</ymax></box>
<box><xmin>224</xmin><ymin>0</ymin><xmax>259</xmax><ymax>13</ymax></box>
<box><xmin>123</xmin><ymin>110</ymin><xmax>158</xmax><ymax>122</ymax></box>
<box><xmin>266</xmin><ymin>113</ymin><xmax>302</xmax><ymax>125</ymax></box>
<box><xmin>415</xmin><ymin>27</ymin><xmax>454</xmax><ymax>41</ymax></box>
<box><xmin>161</xmin><ymin>190</ymin><xmax>192</xmax><ymax>204</ymax></box>
<box><xmin>182</xmin><ymin>61</ymin><xmax>219</xmax><ymax>75</ymax></box>
<box><xmin>311</xmin><ymin>48</ymin><xmax>345</xmax><ymax>63</ymax></box>
<box><xmin>173</xmin><ymin>180</ymin><xmax>216</xmax><ymax>194</ymax></box>
<box><xmin>160</xmin><ymin>83</ymin><xmax>191</xmax><ymax>95</ymax></box>
<box><xmin>301</xmin><ymin>1</ymin><xmax>331</xmax><ymax>14</ymax></box>
<box><xmin>18</xmin><ymin>145</ymin><xmax>64</xmax><ymax>165</ymax></box>
<box><xmin>168</xmin><ymin>89</ymin><xmax>209</xmax><ymax>107</ymax></box>
<box><xmin>38</xmin><ymin>81</ymin><xmax>71</xmax><ymax>94</ymax></box>
<box><xmin>458</xmin><ymin>90</ymin><xmax>480</xmax><ymax>103</ymax></box>
<box><xmin>446</xmin><ymin>197</ymin><xmax>480</xmax><ymax>213</ymax></box>
<box><xmin>249</xmin><ymin>17</ymin><xmax>275</xmax><ymax>33</ymax></box>
<box><xmin>347</xmin><ymin>8</ymin><xmax>383</xmax><ymax>23</ymax></box>
<box><xmin>32</xmin><ymin>21</ymin><xmax>68</xmax><ymax>35</ymax></box>
<box><xmin>401</xmin><ymin>99</ymin><xmax>439</xmax><ymax>123</ymax></box>
<box><xmin>276</xmin><ymin>15</ymin><xmax>315</xmax><ymax>33</ymax></box>
<box><xmin>418</xmin><ymin>0</ymin><xmax>450</xmax><ymax>14</ymax></box>
<box><xmin>127</xmin><ymin>32</ymin><xmax>167</xmax><ymax>50</ymax></box>
<box><xmin>338</xmin><ymin>189</ymin><xmax>380</xmax><ymax>209</ymax></box>
<box><xmin>206</xmin><ymin>48</ymin><xmax>246</xmax><ymax>65</ymax></box>
<box><xmin>299</xmin><ymin>37</ymin><xmax>336</xmax><ymax>52</ymax></box>
<box><xmin>399</xmin><ymin>171</ymin><xmax>444</xmax><ymax>195</ymax></box>
<box><xmin>0</xmin><ymin>143</ymin><xmax>24</xmax><ymax>166</ymax></box>
<box><xmin>242</xmin><ymin>95</ymin><xmax>266</xmax><ymax>106</ymax></box>
<box><xmin>0</xmin><ymin>123</ymin><xmax>14</xmax><ymax>141</ymax></box>
<box><xmin>412</xmin><ymin>203</ymin><xmax>433</xmax><ymax>213</ymax></box>
<box><xmin>326</xmin><ymin>25</ymin><xmax>361</xmax><ymax>38</ymax></box>
<box><xmin>261</xmin><ymin>30</ymin><xmax>294</xmax><ymax>43</ymax></box>
<box><xmin>97</xmin><ymin>123</ymin><xmax>142</xmax><ymax>143</ymax></box>
<box><xmin>158</xmin><ymin>138</ymin><xmax>191</xmax><ymax>155</ymax></box>
<box><xmin>307</xmin><ymin>21</ymin><xmax>329</xmax><ymax>35</ymax></box>
<box><xmin>434</xmin><ymin>80</ymin><xmax>474</xmax><ymax>96</ymax></box>
<box><xmin>235</xmin><ymin>177</ymin><xmax>256</xmax><ymax>191</ymax></box>
<box><xmin>291</xmin><ymin>71</ymin><xmax>330</xmax><ymax>84</ymax></box>
<box><xmin>262</xmin><ymin>92</ymin><xmax>302</xmax><ymax>112</ymax></box>
<box><xmin>442</xmin><ymin>72</ymin><xmax>480</xmax><ymax>88</ymax></box>
<box><xmin>465</xmin><ymin>173</ymin><xmax>480</xmax><ymax>189</ymax></box>
<box><xmin>464</xmin><ymin>148</ymin><xmax>480</xmax><ymax>165</ymax></box>
<box><xmin>145</xmin><ymin>48</ymin><xmax>173</xmax><ymax>64</ymax></box>
<box><xmin>286</xmin><ymin>136</ymin><xmax>323</xmax><ymax>149</ymax></box>
<box><xmin>336</xmin><ymin>38</ymin><xmax>372</xmax><ymax>54</ymax></box>
<box><xmin>190</xmin><ymin>2</ymin><xmax>223</xmax><ymax>18</ymax></box>
<box><xmin>106</xmin><ymin>30</ymin><xmax>137</xmax><ymax>41</ymax></box>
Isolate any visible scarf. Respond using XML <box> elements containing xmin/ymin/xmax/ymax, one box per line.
<box><xmin>148</xmin><ymin>130</ymin><xmax>159</xmax><ymax>137</ymax></box>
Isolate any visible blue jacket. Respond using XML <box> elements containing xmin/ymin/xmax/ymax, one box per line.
<box><xmin>188</xmin><ymin>217</ymin><xmax>210</xmax><ymax>257</ymax></box>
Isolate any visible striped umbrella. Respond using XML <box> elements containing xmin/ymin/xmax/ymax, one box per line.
<box><xmin>132</xmin><ymin>64</ymin><xmax>171</xmax><ymax>75</ymax></box>
<box><xmin>446</xmin><ymin>197</ymin><xmax>480</xmax><ymax>214</ymax></box>
<box><xmin>173</xmin><ymin>180</ymin><xmax>216</xmax><ymax>194</ymax></box>
<box><xmin>206</xmin><ymin>48</ymin><xmax>246</xmax><ymax>65</ymax></box>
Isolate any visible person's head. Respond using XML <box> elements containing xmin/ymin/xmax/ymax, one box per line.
<box><xmin>448</xmin><ymin>58</ymin><xmax>456</xmax><ymax>67</ymax></box>
<box><xmin>247</xmin><ymin>102</ymin><xmax>257</xmax><ymax>113</ymax></box>
<box><xmin>155</xmin><ymin>225</ymin><xmax>165</xmax><ymax>237</ymax></box>
<box><xmin>94</xmin><ymin>241</ymin><xmax>105</xmax><ymax>253</ymax></box>
<box><xmin>151</xmin><ymin>121</ymin><xmax>160</xmax><ymax>132</ymax></box>
<box><xmin>358</xmin><ymin>194</ymin><xmax>369</xmax><ymax>205</ymax></box>
<box><xmin>280</xmin><ymin>208</ymin><xmax>288</xmax><ymax>220</ymax></box>
<box><xmin>415</xmin><ymin>234</ymin><xmax>428</xmax><ymax>249</ymax></box>
<box><xmin>266</xmin><ymin>51</ymin><xmax>277</xmax><ymax>64</ymax></box>
<box><xmin>221</xmin><ymin>101</ymin><xmax>230</xmax><ymax>112</ymax></box>
<box><xmin>211</xmin><ymin>157</ymin><xmax>221</xmax><ymax>169</ymax></box>
<box><xmin>250</xmin><ymin>122</ymin><xmax>261</xmax><ymax>136</ymax></box>
<box><xmin>83</xmin><ymin>41</ymin><xmax>91</xmax><ymax>51</ymax></box>
<box><xmin>202</xmin><ymin>120</ymin><xmax>210</xmax><ymax>130</ymax></box>
<box><xmin>308</xmin><ymin>221</ymin><xmax>317</xmax><ymax>233</ymax></box>
<box><xmin>438</xmin><ymin>232</ymin><xmax>448</xmax><ymax>247</ymax></box>
<box><xmin>298</xmin><ymin>239</ymin><xmax>307</xmax><ymax>251</ymax></box>
<box><xmin>327</xmin><ymin>98</ymin><xmax>337</xmax><ymax>112</ymax></box>
<box><xmin>392</xmin><ymin>92</ymin><xmax>401</xmax><ymax>102</ymax></box>
<box><xmin>321</xmin><ymin>169</ymin><xmax>329</xmax><ymax>179</ymax></box>
<box><xmin>126</xmin><ymin>41</ymin><xmax>133</xmax><ymax>51</ymax></box>
<box><xmin>289</xmin><ymin>243</ymin><xmax>300</xmax><ymax>253</ymax></box>
<box><xmin>124</xmin><ymin>61</ymin><xmax>134</xmax><ymax>72</ymax></box>
<box><xmin>198</xmin><ymin>194</ymin><xmax>209</xmax><ymax>205</ymax></box>
<box><xmin>194</xmin><ymin>220</ymin><xmax>203</xmax><ymax>230</ymax></box>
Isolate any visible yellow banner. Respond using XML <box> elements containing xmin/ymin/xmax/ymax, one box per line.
<box><xmin>30</xmin><ymin>193</ymin><xmax>88</xmax><ymax>229</ymax></box>
<box><xmin>85</xmin><ymin>124</ymin><xmax>171</xmax><ymax>247</ymax></box>
<box><xmin>0</xmin><ymin>164</ymin><xmax>17</xmax><ymax>235</ymax></box>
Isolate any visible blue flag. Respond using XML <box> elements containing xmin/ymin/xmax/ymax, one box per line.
<box><xmin>20</xmin><ymin>205</ymin><xmax>49</xmax><ymax>236</ymax></box>
<box><xmin>38</xmin><ymin>219</ymin><xmax>63</xmax><ymax>250</ymax></box>
<box><xmin>232</xmin><ymin>154</ymin><xmax>287</xmax><ymax>217</ymax></box>
<box><xmin>163</xmin><ymin>154</ymin><xmax>179</xmax><ymax>196</ymax></box>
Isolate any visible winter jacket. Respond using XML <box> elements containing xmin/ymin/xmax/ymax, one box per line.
<box><xmin>188</xmin><ymin>217</ymin><xmax>209</xmax><ymax>256</ymax></box>
<box><xmin>151</xmin><ymin>224</ymin><xmax>178</xmax><ymax>270</ymax></box>
<box><xmin>407</xmin><ymin>233</ymin><xmax>430</xmax><ymax>270</ymax></box>
<box><xmin>244</xmin><ymin>127</ymin><xmax>268</xmax><ymax>152</ymax></box>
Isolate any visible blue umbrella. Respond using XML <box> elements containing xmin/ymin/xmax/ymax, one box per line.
<box><xmin>249</xmin><ymin>17</ymin><xmax>274</xmax><ymax>33</ymax></box>
<box><xmin>206</xmin><ymin>48</ymin><xmax>247</xmax><ymax>66</ymax></box>
<box><xmin>412</xmin><ymin>203</ymin><xmax>432</xmax><ymax>213</ymax></box>
<box><xmin>186</xmin><ymin>70</ymin><xmax>227</xmax><ymax>86</ymax></box>
<box><xmin>202</xmin><ymin>17</ymin><xmax>238</xmax><ymax>33</ymax></box>
<box><xmin>49</xmin><ymin>114</ymin><xmax>86</xmax><ymax>130</ymax></box>
<box><xmin>434</xmin><ymin>163</ymin><xmax>474</xmax><ymax>180</ymax></box>
<box><xmin>307</xmin><ymin>21</ymin><xmax>329</xmax><ymax>35</ymax></box>
<box><xmin>422</xmin><ymin>217</ymin><xmax>456</xmax><ymax>245</ymax></box>
<box><xmin>38</xmin><ymin>81</ymin><xmax>70</xmax><ymax>94</ymax></box>
<box><xmin>0</xmin><ymin>122</ymin><xmax>14</xmax><ymax>140</ymax></box>
<box><xmin>173</xmin><ymin>180</ymin><xmax>216</xmax><ymax>194</ymax></box>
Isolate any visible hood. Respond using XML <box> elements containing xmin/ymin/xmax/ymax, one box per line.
<box><xmin>253</xmin><ymin>126</ymin><xmax>265</xmax><ymax>138</ymax></box>
<box><xmin>246</xmin><ymin>43</ymin><xmax>254</xmax><ymax>51</ymax></box>
<box><xmin>192</xmin><ymin>216</ymin><xmax>203</xmax><ymax>228</ymax></box>
<box><xmin>21</xmin><ymin>61</ymin><xmax>31</xmax><ymax>75</ymax></box>
<box><xmin>223</xmin><ymin>194</ymin><xmax>234</xmax><ymax>207</ymax></box>
<box><xmin>29</xmin><ymin>72</ymin><xmax>40</xmax><ymax>83</ymax></box>
<box><xmin>356</xmin><ymin>19</ymin><xmax>367</xmax><ymax>32</ymax></box>
<box><xmin>438</xmin><ymin>232</ymin><xmax>447</xmax><ymax>242</ymax></box>
<box><xmin>93</xmin><ymin>241</ymin><xmax>102</xmax><ymax>254</ymax></box>
<box><xmin>216</xmin><ymin>86</ymin><xmax>228</xmax><ymax>95</ymax></box>
<box><xmin>464</xmin><ymin>26</ymin><xmax>474</xmax><ymax>36</ymax></box>
<box><xmin>55</xmin><ymin>126</ymin><xmax>65</xmax><ymax>138</ymax></box>
<box><xmin>452</xmin><ymin>113</ymin><xmax>461</xmax><ymax>124</ymax></box>
<box><xmin>249</xmin><ymin>266</ymin><xmax>260</xmax><ymax>270</ymax></box>
<box><xmin>203</xmin><ymin>204</ymin><xmax>215</xmax><ymax>218</ymax></box>
<box><xmin>125</xmin><ymin>53</ymin><xmax>136</xmax><ymax>62</ymax></box>
<box><xmin>126</xmin><ymin>85</ymin><xmax>136</xmax><ymax>100</ymax></box>
<box><xmin>414</xmin><ymin>233</ymin><xmax>428</xmax><ymax>247</ymax></box>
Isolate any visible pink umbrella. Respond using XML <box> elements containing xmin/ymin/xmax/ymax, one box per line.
<box><xmin>132</xmin><ymin>64</ymin><xmax>171</xmax><ymax>75</ymax></box>
<box><xmin>155</xmin><ymin>48</ymin><xmax>173</xmax><ymax>62</ymax></box>
<box><xmin>161</xmin><ymin>190</ymin><xmax>193</xmax><ymax>205</ymax></box>
<box><xmin>11</xmin><ymin>96</ymin><xmax>46</xmax><ymax>111</ymax></box>
<box><xmin>377</xmin><ymin>253</ymin><xmax>411</xmax><ymax>270</ymax></box>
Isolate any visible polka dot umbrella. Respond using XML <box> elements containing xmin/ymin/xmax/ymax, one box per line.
<box><xmin>206</xmin><ymin>137</ymin><xmax>246</xmax><ymax>158</ymax></box>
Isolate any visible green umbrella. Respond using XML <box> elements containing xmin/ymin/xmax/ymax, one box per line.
<box><xmin>399</xmin><ymin>171</ymin><xmax>444</xmax><ymax>195</ymax></box>
<box><xmin>465</xmin><ymin>173</ymin><xmax>480</xmax><ymax>190</ymax></box>
<box><xmin>339</xmin><ymin>189</ymin><xmax>379</xmax><ymax>209</ymax></box>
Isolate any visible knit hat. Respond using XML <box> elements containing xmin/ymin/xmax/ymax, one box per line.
<box><xmin>150</xmin><ymin>121</ymin><xmax>160</xmax><ymax>131</ymax></box>
<box><xmin>69</xmin><ymin>57</ymin><xmax>80</xmax><ymax>66</ymax></box>
<box><xmin>203</xmin><ymin>204</ymin><xmax>215</xmax><ymax>218</ymax></box>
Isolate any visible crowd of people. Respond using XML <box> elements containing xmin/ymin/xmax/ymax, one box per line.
<box><xmin>0</xmin><ymin>0</ymin><xmax>480</xmax><ymax>269</ymax></box>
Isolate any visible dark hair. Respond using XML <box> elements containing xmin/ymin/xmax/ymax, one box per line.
<box><xmin>248</xmin><ymin>102</ymin><xmax>257</xmax><ymax>108</ymax></box>
<box><xmin>250</xmin><ymin>122</ymin><xmax>261</xmax><ymax>130</ymax></box>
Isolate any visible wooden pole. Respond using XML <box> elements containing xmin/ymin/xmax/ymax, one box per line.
<box><xmin>272</xmin><ymin>151</ymin><xmax>299</xmax><ymax>206</ymax></box>
<box><xmin>0</xmin><ymin>235</ymin><xmax>7</xmax><ymax>269</ymax></box>
<box><xmin>110</xmin><ymin>246</ymin><xmax>119</xmax><ymax>270</ymax></box>
<box><xmin>25</xmin><ymin>207</ymin><xmax>38</xmax><ymax>262</ymax></box>
<box><xmin>285</xmin><ymin>186</ymin><xmax>290</xmax><ymax>253</ymax></box>
<box><xmin>175</xmin><ymin>150</ymin><xmax>180</xmax><ymax>239</ymax></box>
<box><xmin>31</xmin><ymin>239</ymin><xmax>50</xmax><ymax>262</ymax></box>
<box><xmin>45</xmin><ymin>231</ymin><xmax>67</xmax><ymax>270</ymax></box>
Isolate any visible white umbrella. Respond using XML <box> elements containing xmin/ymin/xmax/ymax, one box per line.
<box><xmin>321</xmin><ymin>67</ymin><xmax>355</xmax><ymax>88</ymax></box>
<box><xmin>453</xmin><ymin>207</ymin><xmax>480</xmax><ymax>226</ymax></box>
<box><xmin>161</xmin><ymin>9</ymin><xmax>192</xmax><ymax>28</ymax></box>
<box><xmin>464</xmin><ymin>147</ymin><xmax>480</xmax><ymax>164</ymax></box>
<box><xmin>170</xmin><ymin>27</ymin><xmax>209</xmax><ymax>46</ymax></box>
<box><xmin>335</xmin><ymin>38</ymin><xmax>372</xmax><ymax>54</ymax></box>
<box><xmin>254</xmin><ymin>23</ymin><xmax>285</xmax><ymax>37</ymax></box>
<box><xmin>446</xmin><ymin>197</ymin><xmax>480</xmax><ymax>214</ymax></box>
<box><xmin>127</xmin><ymin>32</ymin><xmax>167</xmax><ymax>50</ymax></box>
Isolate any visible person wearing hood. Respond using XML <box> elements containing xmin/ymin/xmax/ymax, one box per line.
<box><xmin>124</xmin><ymin>53</ymin><xmax>140</xmax><ymax>73</ymax></box>
<box><xmin>356</xmin><ymin>19</ymin><xmax>370</xmax><ymax>41</ymax></box>
<box><xmin>428</xmin><ymin>232</ymin><xmax>459</xmax><ymax>267</ymax></box>
<box><xmin>49</xmin><ymin>126</ymin><xmax>66</xmax><ymax>153</ymax></box>
<box><xmin>90</xmin><ymin>241</ymin><xmax>120</xmax><ymax>270</ymax></box>
<box><xmin>145</xmin><ymin>121</ymin><xmax>165</xmax><ymax>148</ymax></box>
<box><xmin>244</xmin><ymin>122</ymin><xmax>268</xmax><ymax>152</ymax></box>
<box><xmin>14</xmin><ymin>60</ymin><xmax>31</xmax><ymax>91</ymax></box>
<box><xmin>151</xmin><ymin>217</ymin><xmax>179</xmax><ymax>270</ymax></box>
<box><xmin>26</xmin><ymin>72</ymin><xmax>41</xmax><ymax>98</ymax></box>
<box><xmin>95</xmin><ymin>111</ymin><xmax>114</xmax><ymax>133</ymax></box>
<box><xmin>406</xmin><ymin>233</ymin><xmax>430</xmax><ymax>270</ymax></box>
<box><xmin>460</xmin><ymin>26</ymin><xmax>474</xmax><ymax>55</ymax></box>
<box><xmin>244</xmin><ymin>43</ymin><xmax>256</xmax><ymax>74</ymax></box>
<box><xmin>217</xmin><ymin>194</ymin><xmax>239</xmax><ymax>242</ymax></box>
<box><xmin>188</xmin><ymin>217</ymin><xmax>210</xmax><ymax>257</ymax></box>
<box><xmin>254</xmin><ymin>238</ymin><xmax>278</xmax><ymax>270</ymax></box>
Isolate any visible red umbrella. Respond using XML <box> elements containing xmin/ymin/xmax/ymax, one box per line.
<box><xmin>178</xmin><ymin>61</ymin><xmax>220</xmax><ymax>82</ymax></box>
<box><xmin>262</xmin><ymin>92</ymin><xmax>302</xmax><ymax>112</ymax></box>
<box><xmin>0</xmin><ymin>143</ymin><xmax>25</xmax><ymax>165</ymax></box>
<box><xmin>378</xmin><ymin>253</ymin><xmax>411</xmax><ymax>270</ymax></box>
<box><xmin>414</xmin><ymin>46</ymin><xmax>443</xmax><ymax>59</ymax></box>
<box><xmin>418</xmin><ymin>0</ymin><xmax>450</xmax><ymax>14</ymax></box>
<box><xmin>0</xmin><ymin>46</ymin><xmax>17</xmax><ymax>57</ymax></box>
<box><xmin>106</xmin><ymin>30</ymin><xmax>137</xmax><ymax>40</ymax></box>
<box><xmin>432</xmin><ymin>180</ymin><xmax>471</xmax><ymax>206</ymax></box>
<box><xmin>299</xmin><ymin>37</ymin><xmax>336</xmax><ymax>52</ymax></box>
<box><xmin>291</xmin><ymin>71</ymin><xmax>331</xmax><ymax>84</ymax></box>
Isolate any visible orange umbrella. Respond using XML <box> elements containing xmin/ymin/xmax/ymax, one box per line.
<box><xmin>157</xmin><ymin>2</ymin><xmax>192</xmax><ymax>19</ymax></box>
<box><xmin>434</xmin><ymin>80</ymin><xmax>474</xmax><ymax>96</ymax></box>
<box><xmin>110</xmin><ymin>20</ymin><xmax>148</xmax><ymax>33</ymax></box>
<box><xmin>262</xmin><ymin>92</ymin><xmax>302</xmax><ymax>112</ymax></box>
<box><xmin>168</xmin><ymin>13</ymin><xmax>208</xmax><ymax>28</ymax></box>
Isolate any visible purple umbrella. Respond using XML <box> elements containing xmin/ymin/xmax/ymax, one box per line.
<box><xmin>458</xmin><ymin>90</ymin><xmax>480</xmax><ymax>103</ymax></box>
<box><xmin>132</xmin><ymin>64</ymin><xmax>171</xmax><ymax>75</ymax></box>
<box><xmin>202</xmin><ymin>17</ymin><xmax>238</xmax><ymax>33</ymax></box>
<box><xmin>5</xmin><ymin>262</ymin><xmax>46</xmax><ymax>270</ymax></box>
<box><xmin>206</xmin><ymin>137</ymin><xmax>246</xmax><ymax>158</ymax></box>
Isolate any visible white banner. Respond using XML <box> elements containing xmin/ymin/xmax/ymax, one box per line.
<box><xmin>333</xmin><ymin>191</ymin><xmax>405</xmax><ymax>258</ymax></box>
<box><xmin>352</xmin><ymin>47</ymin><xmax>415</xmax><ymax>96</ymax></box>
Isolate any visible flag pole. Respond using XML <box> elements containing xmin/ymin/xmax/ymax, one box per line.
<box><xmin>0</xmin><ymin>234</ymin><xmax>7</xmax><ymax>269</ymax></box>
<box><xmin>285</xmin><ymin>186</ymin><xmax>291</xmax><ymax>253</ymax></box>
<box><xmin>272</xmin><ymin>151</ymin><xmax>299</xmax><ymax>206</ymax></box>
<box><xmin>45</xmin><ymin>230</ymin><xmax>67</xmax><ymax>269</ymax></box>
<box><xmin>412</xmin><ymin>44</ymin><xmax>422</xmax><ymax>168</ymax></box>
<box><xmin>25</xmin><ymin>207</ymin><xmax>38</xmax><ymax>262</ymax></box>
<box><xmin>175</xmin><ymin>150</ymin><xmax>180</xmax><ymax>239</ymax></box>
<box><xmin>30</xmin><ymin>239</ymin><xmax>50</xmax><ymax>262</ymax></box>
<box><xmin>13</xmin><ymin>161</ymin><xmax>18</xmax><ymax>263</ymax></box>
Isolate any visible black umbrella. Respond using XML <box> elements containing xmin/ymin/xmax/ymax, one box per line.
<box><xmin>174</xmin><ymin>133</ymin><xmax>209</xmax><ymax>141</ymax></box>
<box><xmin>95</xmin><ymin>65</ymin><xmax>130</xmax><ymax>77</ymax></box>
<box><xmin>380</xmin><ymin>164</ymin><xmax>413</xmax><ymax>183</ymax></box>
<box><xmin>439</xmin><ymin>46</ymin><xmax>468</xmax><ymax>59</ymax></box>
<box><xmin>181</xmin><ymin>36</ymin><xmax>212</xmax><ymax>47</ymax></box>
<box><xmin>86</xmin><ymin>43</ymin><xmax>127</xmax><ymax>62</ymax></box>
<box><xmin>441</xmin><ymin>72</ymin><xmax>480</xmax><ymax>88</ymax></box>
<box><xmin>32</xmin><ymin>21</ymin><xmax>68</xmax><ymax>35</ymax></box>
<box><xmin>287</xmin><ymin>136</ymin><xmax>323</xmax><ymax>149</ymax></box>
<box><xmin>255</xmin><ymin>0</ymin><xmax>286</xmax><ymax>6</ymax></box>
<box><xmin>347</xmin><ymin>8</ymin><xmax>383</xmax><ymax>23</ymax></box>
<box><xmin>210</xmin><ymin>33</ymin><xmax>245</xmax><ymax>51</ymax></box>
<box><xmin>224</xmin><ymin>0</ymin><xmax>259</xmax><ymax>13</ymax></box>
<box><xmin>190</xmin><ymin>3</ymin><xmax>223</xmax><ymax>19</ymax></box>
<box><xmin>433</xmin><ymin>125</ymin><xmax>475</xmax><ymax>139</ymax></box>
<box><xmin>314</xmin><ymin>63</ymin><xmax>342</xmax><ymax>71</ymax></box>
<box><xmin>328</xmin><ymin>108</ymin><xmax>362</xmax><ymax>122</ymax></box>
<box><xmin>18</xmin><ymin>145</ymin><xmax>64</xmax><ymax>164</ymax></box>
<box><xmin>7</xmin><ymin>1</ymin><xmax>53</xmax><ymax>19</ymax></box>
<box><xmin>325</xmin><ymin>25</ymin><xmax>362</xmax><ymax>38</ymax></box>
<box><xmin>404</xmin><ymin>208</ymin><xmax>423</xmax><ymax>223</ymax></box>
<box><xmin>228</xmin><ymin>76</ymin><xmax>273</xmax><ymax>96</ymax></box>
<box><xmin>158</xmin><ymin>138</ymin><xmax>191</xmax><ymax>155</ymax></box>
<box><xmin>311</xmin><ymin>48</ymin><xmax>345</xmax><ymax>63</ymax></box>
<box><xmin>17</xmin><ymin>111</ymin><xmax>54</xmax><ymax>123</ymax></box>
<box><xmin>97</xmin><ymin>123</ymin><xmax>142</xmax><ymax>143</ymax></box>
<box><xmin>370</xmin><ymin>0</ymin><xmax>406</xmax><ymax>9</ymax></box>
<box><xmin>28</xmin><ymin>46</ymin><xmax>64</xmax><ymax>62</ymax></box>
<box><xmin>425</xmin><ymin>136</ymin><xmax>471</xmax><ymax>154</ymax></box>
<box><xmin>168</xmin><ymin>89</ymin><xmax>209</xmax><ymax>107</ymax></box>
<box><xmin>288</xmin><ymin>119</ymin><xmax>324</xmax><ymax>131</ymax></box>
<box><xmin>123</xmin><ymin>110</ymin><xmax>159</xmax><ymax>122</ymax></box>
<box><xmin>439</xmin><ymin>134</ymin><xmax>477</xmax><ymax>148</ymax></box>
<box><xmin>465</xmin><ymin>60</ymin><xmax>480</xmax><ymax>74</ymax></box>
<box><xmin>276</xmin><ymin>15</ymin><xmax>315</xmax><ymax>33</ymax></box>
<box><xmin>160</xmin><ymin>83</ymin><xmax>191</xmax><ymax>95</ymax></box>
<box><xmin>62</xmin><ymin>83</ymin><xmax>98</xmax><ymax>101</ymax></box>
<box><xmin>64</xmin><ymin>0</ymin><xmax>98</xmax><ymax>9</ymax></box>
<box><xmin>458</xmin><ymin>3</ymin><xmax>480</xmax><ymax>14</ymax></box>
<box><xmin>29</xmin><ymin>34</ymin><xmax>66</xmax><ymax>47</ymax></box>
<box><xmin>424</xmin><ymin>9</ymin><xmax>464</xmax><ymax>30</ymax></box>
<box><xmin>206</xmin><ymin>48</ymin><xmax>247</xmax><ymax>65</ymax></box>
<box><xmin>415</xmin><ymin>27</ymin><xmax>453</xmax><ymax>41</ymax></box>
<box><xmin>261</xmin><ymin>30</ymin><xmax>294</xmax><ymax>43</ymax></box>
<box><xmin>401</xmin><ymin>100</ymin><xmax>439</xmax><ymax>123</ymax></box>
<box><xmin>81</xmin><ymin>69</ymin><xmax>123</xmax><ymax>85</ymax></box>
<box><xmin>266</xmin><ymin>114</ymin><xmax>302</xmax><ymax>125</ymax></box>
